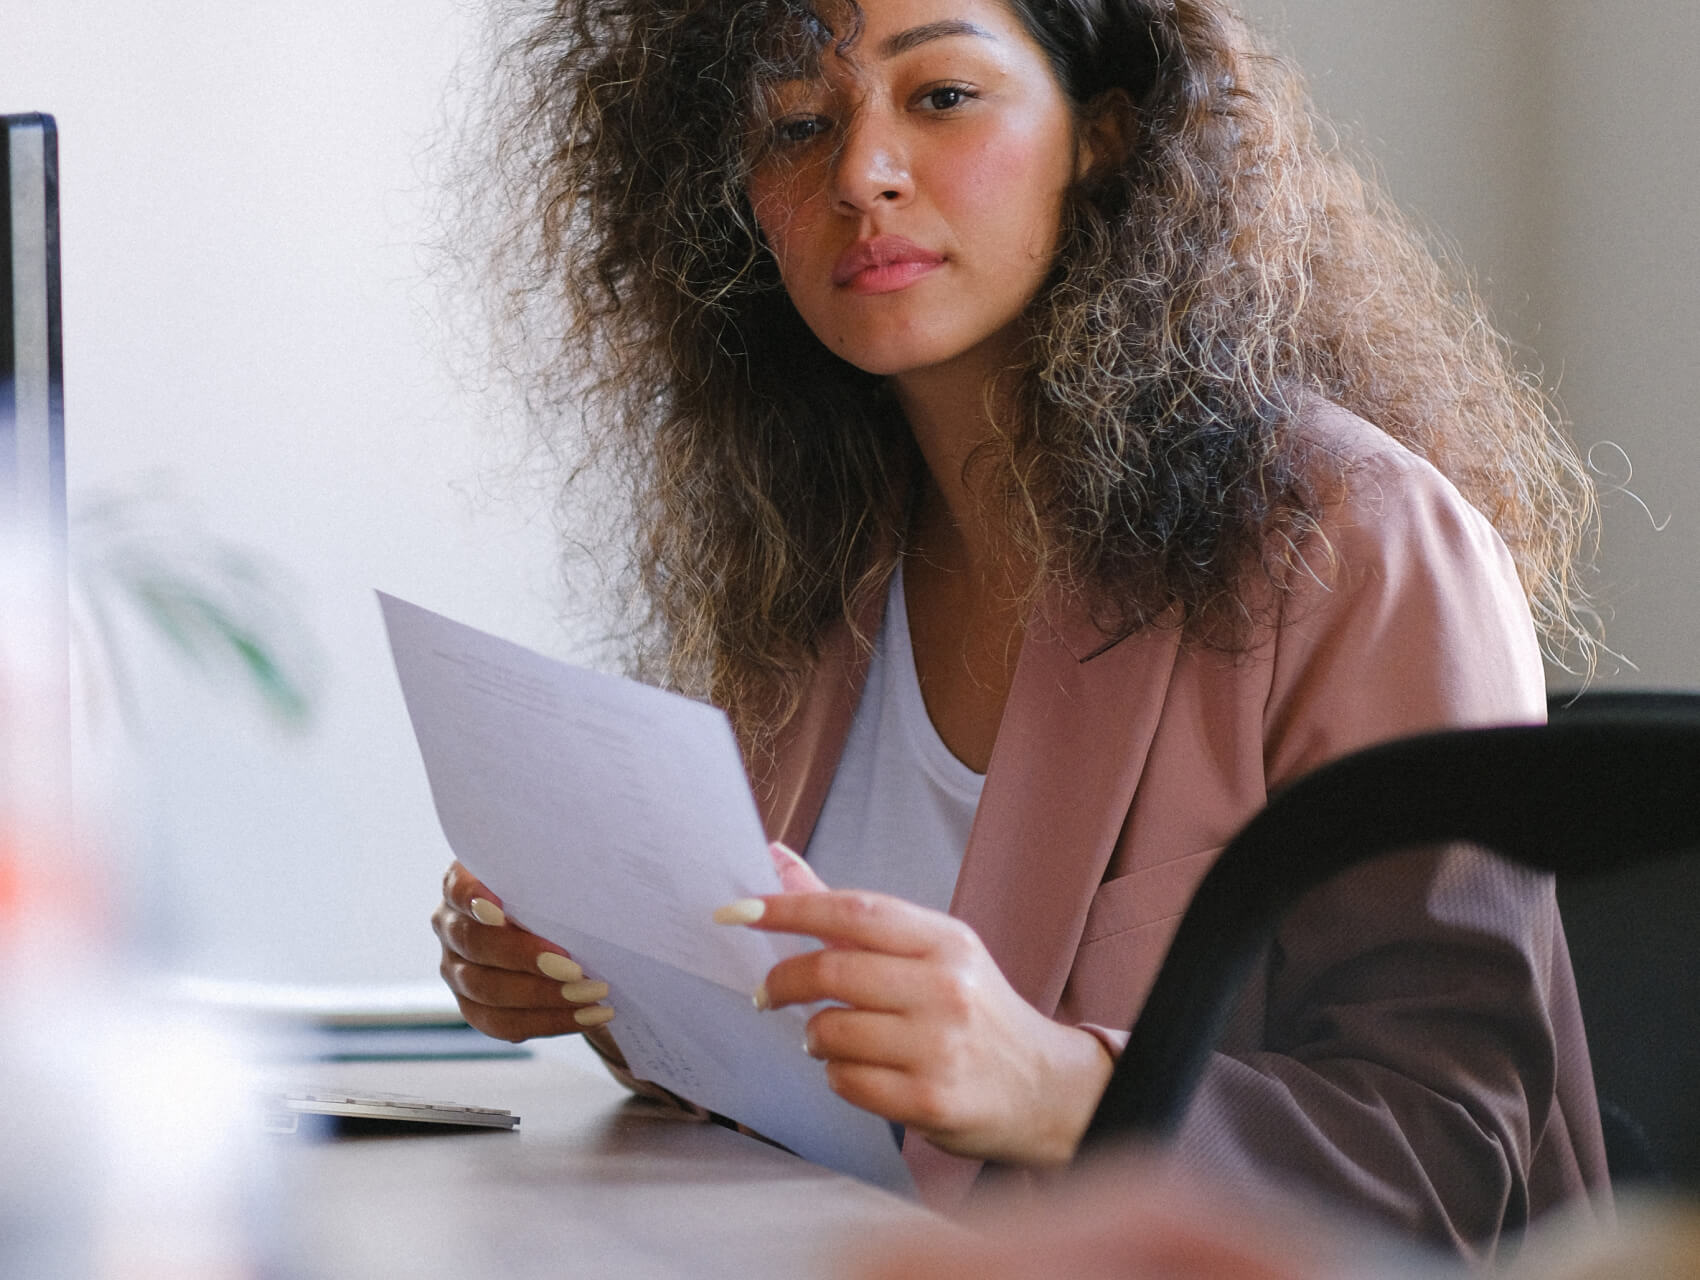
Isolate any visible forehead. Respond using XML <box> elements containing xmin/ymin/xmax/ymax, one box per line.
<box><xmin>798</xmin><ymin>0</ymin><xmax>1027</xmax><ymax>66</ymax></box>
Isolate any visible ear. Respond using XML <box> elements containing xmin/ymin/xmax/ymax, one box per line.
<box><xmin>1074</xmin><ymin>88</ymin><xmax>1135</xmax><ymax>184</ymax></box>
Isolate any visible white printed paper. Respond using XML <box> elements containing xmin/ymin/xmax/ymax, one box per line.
<box><xmin>380</xmin><ymin>593</ymin><xmax>913</xmax><ymax>1194</ymax></box>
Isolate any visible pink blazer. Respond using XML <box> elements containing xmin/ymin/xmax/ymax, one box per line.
<box><xmin>747</xmin><ymin>402</ymin><xmax>1607</xmax><ymax>1251</ymax></box>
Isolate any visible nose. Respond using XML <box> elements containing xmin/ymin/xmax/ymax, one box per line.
<box><xmin>830</xmin><ymin>109</ymin><xmax>912</xmax><ymax>214</ymax></box>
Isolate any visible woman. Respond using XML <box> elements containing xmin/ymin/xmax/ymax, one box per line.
<box><xmin>432</xmin><ymin>0</ymin><xmax>1606</xmax><ymax>1252</ymax></box>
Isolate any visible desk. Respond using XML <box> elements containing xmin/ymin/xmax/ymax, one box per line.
<box><xmin>270</xmin><ymin>1038</ymin><xmax>938</xmax><ymax>1279</ymax></box>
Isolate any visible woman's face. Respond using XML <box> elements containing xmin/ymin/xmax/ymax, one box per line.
<box><xmin>746</xmin><ymin>0</ymin><xmax>1085</xmax><ymax>385</ymax></box>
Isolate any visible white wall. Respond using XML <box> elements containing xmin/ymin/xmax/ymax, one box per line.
<box><xmin>7</xmin><ymin>2</ymin><xmax>1696</xmax><ymax>987</ymax></box>
<box><xmin>5</xmin><ymin>3</ymin><xmax>578</xmax><ymax>984</ymax></box>
<box><xmin>1246</xmin><ymin>0</ymin><xmax>1700</xmax><ymax>688</ymax></box>
<box><xmin>1537</xmin><ymin>0</ymin><xmax>1700</xmax><ymax>686</ymax></box>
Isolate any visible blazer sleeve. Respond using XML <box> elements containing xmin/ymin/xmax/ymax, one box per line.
<box><xmin>1166</xmin><ymin>442</ymin><xmax>1587</xmax><ymax>1258</ymax></box>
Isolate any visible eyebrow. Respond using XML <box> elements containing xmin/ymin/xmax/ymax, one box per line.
<box><xmin>875</xmin><ymin>19</ymin><xmax>996</xmax><ymax>60</ymax></box>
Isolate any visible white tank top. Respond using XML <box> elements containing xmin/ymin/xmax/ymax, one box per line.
<box><xmin>804</xmin><ymin>563</ymin><xmax>985</xmax><ymax>912</ymax></box>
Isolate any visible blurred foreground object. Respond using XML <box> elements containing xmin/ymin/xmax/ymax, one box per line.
<box><xmin>1500</xmin><ymin>1196</ymin><xmax>1700</xmax><ymax>1280</ymax></box>
<box><xmin>3</xmin><ymin>532</ymin><xmax>279</xmax><ymax>1278</ymax></box>
<box><xmin>852</xmin><ymin>1151</ymin><xmax>1700</xmax><ymax>1280</ymax></box>
<box><xmin>5</xmin><ymin>113</ymin><xmax>299</xmax><ymax>1273</ymax></box>
<box><xmin>852</xmin><ymin>1152</ymin><xmax>1416</xmax><ymax>1280</ymax></box>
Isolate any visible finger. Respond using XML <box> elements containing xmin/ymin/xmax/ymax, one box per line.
<box><xmin>437</xmin><ymin>863</ymin><xmax>581</xmax><ymax>976</ymax></box>
<box><xmin>761</xmin><ymin>947</ymin><xmax>931</xmax><ymax>1014</ymax></box>
<box><xmin>715</xmin><ymin>889</ymin><xmax>971</xmax><ymax>958</ymax></box>
<box><xmin>768</xmin><ymin>841</ymin><xmax>830</xmax><ymax>894</ymax></box>
<box><xmin>820</xmin><ymin>1060</ymin><xmax>935</xmax><ymax>1129</ymax></box>
<box><xmin>442</xmin><ymin>860</ymin><xmax>505</xmax><ymax>925</ymax></box>
<box><xmin>449</xmin><ymin>997</ymin><xmax>597</xmax><ymax>1045</ymax></box>
<box><xmin>804</xmin><ymin>1007</ymin><xmax>923</xmax><ymax>1070</ymax></box>
<box><xmin>440</xmin><ymin>953</ymin><xmax>607</xmax><ymax>1011</ymax></box>
<box><xmin>440</xmin><ymin>953</ymin><xmax>617</xmax><ymax>1038</ymax></box>
<box><xmin>432</xmin><ymin>898</ymin><xmax>584</xmax><ymax>981</ymax></box>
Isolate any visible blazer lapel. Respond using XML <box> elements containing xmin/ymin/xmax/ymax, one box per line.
<box><xmin>949</xmin><ymin>598</ymin><xmax>1184</xmax><ymax>1018</ymax></box>
<box><xmin>908</xmin><ymin>599</ymin><xmax>1183</xmax><ymax>1208</ymax></box>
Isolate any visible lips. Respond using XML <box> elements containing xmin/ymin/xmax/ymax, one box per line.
<box><xmin>832</xmin><ymin>235</ymin><xmax>946</xmax><ymax>294</ymax></box>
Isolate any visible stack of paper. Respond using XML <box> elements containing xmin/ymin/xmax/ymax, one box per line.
<box><xmin>381</xmin><ymin>593</ymin><xmax>913</xmax><ymax>1195</ymax></box>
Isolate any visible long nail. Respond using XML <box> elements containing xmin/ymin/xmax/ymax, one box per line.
<box><xmin>713</xmin><ymin>898</ymin><xmax>766</xmax><ymax>925</ymax></box>
<box><xmin>574</xmin><ymin>1005</ymin><xmax>615</xmax><ymax>1028</ymax></box>
<box><xmin>560</xmin><ymin>979</ymin><xmax>611</xmax><ymax>1004</ymax></box>
<box><xmin>470</xmin><ymin>898</ymin><xmax>506</xmax><ymax>927</ymax></box>
<box><xmin>537</xmin><ymin>953</ymin><xmax>583</xmax><ymax>982</ymax></box>
<box><xmin>752</xmin><ymin>983</ymin><xmax>770</xmax><ymax>1011</ymax></box>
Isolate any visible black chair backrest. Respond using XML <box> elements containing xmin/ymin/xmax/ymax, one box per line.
<box><xmin>1548</xmin><ymin>691</ymin><xmax>1700</xmax><ymax>1189</ymax></box>
<box><xmin>1077</xmin><ymin>694</ymin><xmax>1700</xmax><ymax>1194</ymax></box>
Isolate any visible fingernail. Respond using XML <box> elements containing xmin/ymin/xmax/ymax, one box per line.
<box><xmin>771</xmin><ymin>841</ymin><xmax>806</xmax><ymax>866</ymax></box>
<box><xmin>752</xmin><ymin>983</ymin><xmax>770</xmax><ymax>1011</ymax></box>
<box><xmin>713</xmin><ymin>898</ymin><xmax>766</xmax><ymax>925</ymax></box>
<box><xmin>537</xmin><ymin>953</ymin><xmax>583</xmax><ymax>982</ymax></box>
<box><xmin>574</xmin><ymin>1005</ymin><xmax>616</xmax><ymax>1028</ymax></box>
<box><xmin>560</xmin><ymin>979</ymin><xmax>611</xmax><ymax>1004</ymax></box>
<box><xmin>470</xmin><ymin>898</ymin><xmax>506</xmax><ymax>927</ymax></box>
<box><xmin>802</xmin><ymin>1033</ymin><xmax>818</xmax><ymax>1058</ymax></box>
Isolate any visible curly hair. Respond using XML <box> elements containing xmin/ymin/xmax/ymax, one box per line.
<box><xmin>452</xmin><ymin>0</ymin><xmax>1599</xmax><ymax>740</ymax></box>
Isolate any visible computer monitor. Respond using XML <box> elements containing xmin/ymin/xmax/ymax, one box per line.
<box><xmin>2</xmin><ymin>112</ymin><xmax>69</xmax><ymax>821</ymax></box>
<box><xmin>2</xmin><ymin>113</ymin><xmax>64</xmax><ymax>545</ymax></box>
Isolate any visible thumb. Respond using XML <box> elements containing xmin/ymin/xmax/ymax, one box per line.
<box><xmin>768</xmin><ymin>841</ymin><xmax>829</xmax><ymax>894</ymax></box>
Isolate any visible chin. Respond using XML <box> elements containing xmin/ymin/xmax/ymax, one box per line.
<box><xmin>838</xmin><ymin>351</ymin><xmax>926</xmax><ymax>378</ymax></box>
<box><xmin>826</xmin><ymin>332</ymin><xmax>973</xmax><ymax>380</ymax></box>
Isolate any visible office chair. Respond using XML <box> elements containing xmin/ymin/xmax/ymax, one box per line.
<box><xmin>1076</xmin><ymin>694</ymin><xmax>1700</xmax><ymax>1195</ymax></box>
<box><xmin>1546</xmin><ymin>690</ymin><xmax>1700</xmax><ymax>1189</ymax></box>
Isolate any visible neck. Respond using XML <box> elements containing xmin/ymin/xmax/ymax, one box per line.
<box><xmin>891</xmin><ymin>358</ymin><xmax>1032</xmax><ymax>775</ymax></box>
<box><xmin>890</xmin><ymin>354</ymin><xmax>1020</xmax><ymax>587</ymax></box>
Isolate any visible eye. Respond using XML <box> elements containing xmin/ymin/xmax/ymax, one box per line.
<box><xmin>917</xmin><ymin>84</ymin><xmax>976</xmax><ymax>113</ymax></box>
<box><xmin>773</xmin><ymin>114</ymin><xmax>831</xmax><ymax>147</ymax></box>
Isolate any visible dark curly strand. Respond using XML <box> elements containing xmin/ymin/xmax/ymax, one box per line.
<box><xmin>451</xmin><ymin>0</ymin><xmax>1599</xmax><ymax>740</ymax></box>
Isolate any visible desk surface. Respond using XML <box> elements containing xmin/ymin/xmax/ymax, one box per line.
<box><xmin>270</xmin><ymin>1038</ymin><xmax>937</xmax><ymax>1280</ymax></box>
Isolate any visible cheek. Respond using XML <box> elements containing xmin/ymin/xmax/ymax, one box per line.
<box><xmin>748</xmin><ymin>170</ymin><xmax>824</xmax><ymax>270</ymax></box>
<box><xmin>952</xmin><ymin>127</ymin><xmax>1077</xmax><ymax>256</ymax></box>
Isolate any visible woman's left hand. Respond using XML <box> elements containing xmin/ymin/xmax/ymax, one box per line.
<box><xmin>716</xmin><ymin>879</ymin><xmax>1114</xmax><ymax>1166</ymax></box>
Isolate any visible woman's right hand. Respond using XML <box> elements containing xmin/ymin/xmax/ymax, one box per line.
<box><xmin>432</xmin><ymin>860</ymin><xmax>614</xmax><ymax>1042</ymax></box>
